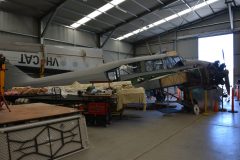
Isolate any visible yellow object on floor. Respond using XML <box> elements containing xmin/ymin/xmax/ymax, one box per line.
<box><xmin>117</xmin><ymin>87</ymin><xmax>146</xmax><ymax>111</ymax></box>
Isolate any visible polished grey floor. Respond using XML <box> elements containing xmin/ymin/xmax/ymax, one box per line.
<box><xmin>63</xmin><ymin>101</ymin><xmax>240</xmax><ymax>160</ymax></box>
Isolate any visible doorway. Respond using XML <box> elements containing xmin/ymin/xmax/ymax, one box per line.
<box><xmin>198</xmin><ymin>34</ymin><xmax>234</xmax><ymax>87</ymax></box>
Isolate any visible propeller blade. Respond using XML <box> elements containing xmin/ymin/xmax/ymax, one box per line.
<box><xmin>222</xmin><ymin>49</ymin><xmax>225</xmax><ymax>62</ymax></box>
<box><xmin>224</xmin><ymin>70</ymin><xmax>230</xmax><ymax>95</ymax></box>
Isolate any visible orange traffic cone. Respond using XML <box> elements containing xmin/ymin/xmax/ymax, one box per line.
<box><xmin>236</xmin><ymin>87</ymin><xmax>238</xmax><ymax>99</ymax></box>
<box><xmin>238</xmin><ymin>86</ymin><xmax>240</xmax><ymax>100</ymax></box>
<box><xmin>213</xmin><ymin>100</ymin><xmax>218</xmax><ymax>112</ymax></box>
<box><xmin>228</xmin><ymin>87</ymin><xmax>238</xmax><ymax>113</ymax></box>
<box><xmin>177</xmin><ymin>88</ymin><xmax>181</xmax><ymax>100</ymax></box>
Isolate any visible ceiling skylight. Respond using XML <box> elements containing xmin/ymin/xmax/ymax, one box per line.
<box><xmin>116</xmin><ymin>0</ymin><xmax>221</xmax><ymax>40</ymax></box>
<box><xmin>70</xmin><ymin>0</ymin><xmax>126</xmax><ymax>28</ymax></box>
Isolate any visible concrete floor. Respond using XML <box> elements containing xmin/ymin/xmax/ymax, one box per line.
<box><xmin>63</xmin><ymin>101</ymin><xmax>240</xmax><ymax>160</ymax></box>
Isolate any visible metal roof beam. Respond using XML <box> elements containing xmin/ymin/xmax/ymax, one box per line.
<box><xmin>231</xmin><ymin>0</ymin><xmax>237</xmax><ymax>7</ymax></box>
<box><xmin>71</xmin><ymin>0</ymin><xmax>126</xmax><ymax>23</ymax></box>
<box><xmin>134</xmin><ymin>9</ymin><xmax>228</xmax><ymax>44</ymax></box>
<box><xmin>112</xmin><ymin>2</ymin><xmax>161</xmax><ymax>36</ymax></box>
<box><xmin>40</xmin><ymin>0</ymin><xmax>70</xmax><ymax>38</ymax></box>
<box><xmin>155</xmin><ymin>0</ymin><xmax>190</xmax><ymax>24</ymax></box>
<box><xmin>5</xmin><ymin>0</ymin><xmax>46</xmax><ymax>16</ymax></box>
<box><xmin>203</xmin><ymin>0</ymin><xmax>215</xmax><ymax>14</ymax></box>
<box><xmin>100</xmin><ymin>0</ymin><xmax>178</xmax><ymax>35</ymax></box>
<box><xmin>181</xmin><ymin>0</ymin><xmax>202</xmax><ymax>19</ymax></box>
<box><xmin>62</xmin><ymin>8</ymin><xmax>115</xmax><ymax>27</ymax></box>
<box><xmin>153</xmin><ymin>0</ymin><xmax>188</xmax><ymax>29</ymax></box>
<box><xmin>131</xmin><ymin>0</ymin><xmax>151</xmax><ymax>12</ymax></box>
<box><xmin>100</xmin><ymin>30</ymin><xmax>115</xmax><ymax>48</ymax></box>
<box><xmin>108</xmin><ymin>15</ymin><xmax>158</xmax><ymax>37</ymax></box>
<box><xmin>167</xmin><ymin>8</ymin><xmax>189</xmax><ymax>24</ymax></box>
<box><xmin>54</xmin><ymin>16</ymin><xmax>103</xmax><ymax>32</ymax></box>
<box><xmin>131</xmin><ymin>0</ymin><xmax>178</xmax><ymax>29</ymax></box>
<box><xmin>225</xmin><ymin>0</ymin><xmax>234</xmax><ymax>30</ymax></box>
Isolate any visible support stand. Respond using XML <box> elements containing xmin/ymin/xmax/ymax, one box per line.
<box><xmin>219</xmin><ymin>85</ymin><xmax>227</xmax><ymax>112</ymax></box>
<box><xmin>228</xmin><ymin>87</ymin><xmax>238</xmax><ymax>113</ymax></box>
<box><xmin>0</xmin><ymin>55</ymin><xmax>11</xmax><ymax>112</ymax></box>
<box><xmin>203</xmin><ymin>90</ymin><xmax>209</xmax><ymax>116</ymax></box>
<box><xmin>0</xmin><ymin>94</ymin><xmax>11</xmax><ymax>112</ymax></box>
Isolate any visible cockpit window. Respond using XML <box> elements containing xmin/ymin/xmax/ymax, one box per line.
<box><xmin>145</xmin><ymin>61</ymin><xmax>154</xmax><ymax>72</ymax></box>
<box><xmin>162</xmin><ymin>58</ymin><xmax>168</xmax><ymax>69</ymax></box>
<box><xmin>173</xmin><ymin>56</ymin><xmax>180</xmax><ymax>63</ymax></box>
<box><xmin>119</xmin><ymin>62</ymin><xmax>141</xmax><ymax>75</ymax></box>
<box><xmin>173</xmin><ymin>56</ymin><xmax>184</xmax><ymax>67</ymax></box>
<box><xmin>164</xmin><ymin>56</ymin><xmax>185</xmax><ymax>68</ymax></box>
<box><xmin>153</xmin><ymin>59</ymin><xmax>164</xmax><ymax>70</ymax></box>
<box><xmin>179</xmin><ymin>56</ymin><xmax>184</xmax><ymax>61</ymax></box>
<box><xmin>167</xmin><ymin>57</ymin><xmax>175</xmax><ymax>68</ymax></box>
<box><xmin>162</xmin><ymin>57</ymin><xmax>174</xmax><ymax>68</ymax></box>
<box><xmin>106</xmin><ymin>68</ymin><xmax>120</xmax><ymax>81</ymax></box>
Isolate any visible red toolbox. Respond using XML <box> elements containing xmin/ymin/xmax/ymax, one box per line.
<box><xmin>87</xmin><ymin>102</ymin><xmax>109</xmax><ymax>115</ymax></box>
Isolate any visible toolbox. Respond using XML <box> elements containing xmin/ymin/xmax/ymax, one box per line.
<box><xmin>86</xmin><ymin>102</ymin><xmax>111</xmax><ymax>126</ymax></box>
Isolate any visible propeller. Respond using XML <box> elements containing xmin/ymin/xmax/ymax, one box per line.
<box><xmin>221</xmin><ymin>49</ymin><xmax>230</xmax><ymax>95</ymax></box>
<box><xmin>224</xmin><ymin>70</ymin><xmax>230</xmax><ymax>95</ymax></box>
<box><xmin>209</xmin><ymin>59</ymin><xmax>230</xmax><ymax>95</ymax></box>
<box><xmin>222</xmin><ymin>49</ymin><xmax>225</xmax><ymax>62</ymax></box>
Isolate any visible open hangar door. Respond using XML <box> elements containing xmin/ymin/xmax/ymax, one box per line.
<box><xmin>198</xmin><ymin>34</ymin><xmax>234</xmax><ymax>87</ymax></box>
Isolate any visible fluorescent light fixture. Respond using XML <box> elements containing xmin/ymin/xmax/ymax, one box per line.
<box><xmin>111</xmin><ymin>0</ymin><xmax>126</xmax><ymax>5</ymax></box>
<box><xmin>70</xmin><ymin>0</ymin><xmax>126</xmax><ymax>28</ymax></box>
<box><xmin>164</xmin><ymin>14</ymin><xmax>178</xmax><ymax>21</ymax></box>
<box><xmin>72</xmin><ymin>17</ymin><xmax>91</xmax><ymax>28</ymax></box>
<box><xmin>178</xmin><ymin>8</ymin><xmax>192</xmax><ymax>16</ymax></box>
<box><xmin>192</xmin><ymin>2</ymin><xmax>208</xmax><ymax>10</ymax></box>
<box><xmin>193</xmin><ymin>0</ymin><xmax>219</xmax><ymax>10</ymax></box>
<box><xmin>78</xmin><ymin>17</ymin><xmax>91</xmax><ymax>24</ymax></box>
<box><xmin>206</xmin><ymin>0</ymin><xmax>220</xmax><ymax>5</ymax></box>
<box><xmin>152</xmin><ymin>19</ymin><xmax>166</xmax><ymax>26</ymax></box>
<box><xmin>132</xmin><ymin>29</ymin><xmax>142</xmax><ymax>34</ymax></box>
<box><xmin>99</xmin><ymin>3</ymin><xmax>114</xmax><ymax>12</ymax></box>
<box><xmin>116</xmin><ymin>0</ymin><xmax>221</xmax><ymax>40</ymax></box>
<box><xmin>147</xmin><ymin>24</ymin><xmax>155</xmax><ymax>28</ymax></box>
<box><xmin>116</xmin><ymin>37</ymin><xmax>124</xmax><ymax>41</ymax></box>
<box><xmin>88</xmin><ymin>10</ymin><xmax>102</xmax><ymax>19</ymax></box>
<box><xmin>124</xmin><ymin>32</ymin><xmax>134</xmax><ymax>37</ymax></box>
<box><xmin>71</xmin><ymin>23</ymin><xmax>81</xmax><ymax>28</ymax></box>
<box><xmin>140</xmin><ymin>26</ymin><xmax>148</xmax><ymax>31</ymax></box>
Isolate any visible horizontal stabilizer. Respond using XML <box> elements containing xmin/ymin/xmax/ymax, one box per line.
<box><xmin>5</xmin><ymin>62</ymin><xmax>34</xmax><ymax>89</ymax></box>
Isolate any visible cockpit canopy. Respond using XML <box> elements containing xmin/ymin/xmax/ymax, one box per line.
<box><xmin>106</xmin><ymin>56</ymin><xmax>184</xmax><ymax>81</ymax></box>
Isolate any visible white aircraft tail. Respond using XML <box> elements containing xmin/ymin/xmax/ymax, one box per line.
<box><xmin>5</xmin><ymin>62</ymin><xmax>34</xmax><ymax>89</ymax></box>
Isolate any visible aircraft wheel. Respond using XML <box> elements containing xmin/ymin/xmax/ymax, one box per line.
<box><xmin>193</xmin><ymin>104</ymin><xmax>200</xmax><ymax>115</ymax></box>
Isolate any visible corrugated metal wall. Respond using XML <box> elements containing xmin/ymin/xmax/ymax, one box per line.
<box><xmin>102</xmin><ymin>37</ymin><xmax>133</xmax><ymax>62</ymax></box>
<box><xmin>0</xmin><ymin>10</ymin><xmax>133</xmax><ymax>64</ymax></box>
<box><xmin>176</xmin><ymin>38</ymin><xmax>198</xmax><ymax>59</ymax></box>
<box><xmin>234</xmin><ymin>32</ymin><xmax>240</xmax><ymax>83</ymax></box>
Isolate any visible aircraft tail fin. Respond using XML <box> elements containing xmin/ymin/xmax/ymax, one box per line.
<box><xmin>5</xmin><ymin>62</ymin><xmax>34</xmax><ymax>89</ymax></box>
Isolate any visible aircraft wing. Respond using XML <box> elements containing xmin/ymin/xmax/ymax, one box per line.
<box><xmin>151</xmin><ymin>72</ymin><xmax>187</xmax><ymax>88</ymax></box>
<box><xmin>135</xmin><ymin>66</ymin><xmax>230</xmax><ymax>94</ymax></box>
<box><xmin>134</xmin><ymin>72</ymin><xmax>188</xmax><ymax>90</ymax></box>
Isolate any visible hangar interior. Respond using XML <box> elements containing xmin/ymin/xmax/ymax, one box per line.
<box><xmin>0</xmin><ymin>0</ymin><xmax>240</xmax><ymax>160</ymax></box>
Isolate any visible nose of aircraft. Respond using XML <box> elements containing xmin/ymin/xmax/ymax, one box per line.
<box><xmin>224</xmin><ymin>70</ymin><xmax>230</xmax><ymax>95</ymax></box>
<box><xmin>210</xmin><ymin>61</ymin><xmax>230</xmax><ymax>95</ymax></box>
